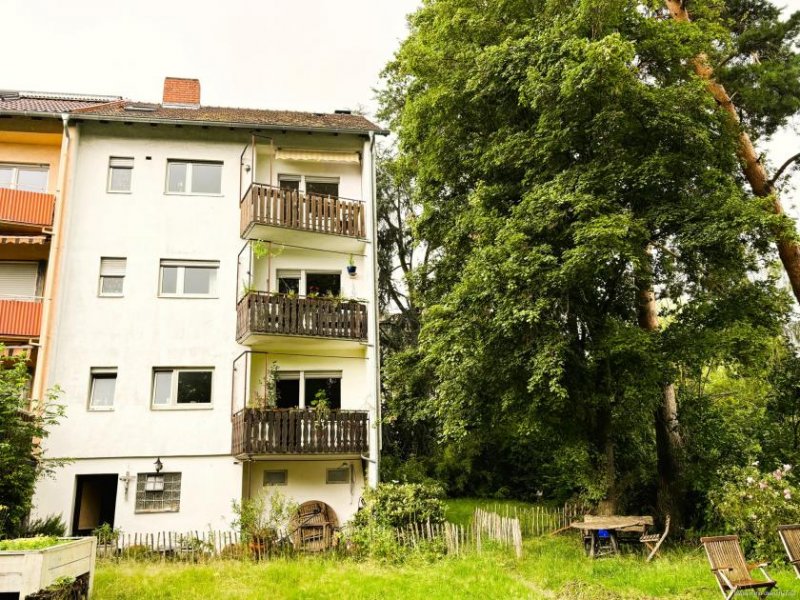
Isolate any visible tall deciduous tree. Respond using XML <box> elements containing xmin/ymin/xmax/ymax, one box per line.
<box><xmin>380</xmin><ymin>0</ymin><xmax>790</xmax><ymax>523</ymax></box>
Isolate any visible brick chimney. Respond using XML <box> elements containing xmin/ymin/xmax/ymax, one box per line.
<box><xmin>162</xmin><ymin>77</ymin><xmax>201</xmax><ymax>107</ymax></box>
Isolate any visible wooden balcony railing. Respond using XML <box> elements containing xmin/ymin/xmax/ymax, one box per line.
<box><xmin>0</xmin><ymin>298</ymin><xmax>42</xmax><ymax>338</ymax></box>
<box><xmin>241</xmin><ymin>183</ymin><xmax>366</xmax><ymax>239</ymax></box>
<box><xmin>237</xmin><ymin>292</ymin><xmax>368</xmax><ymax>342</ymax></box>
<box><xmin>232</xmin><ymin>408</ymin><xmax>369</xmax><ymax>455</ymax></box>
<box><xmin>0</xmin><ymin>188</ymin><xmax>55</xmax><ymax>228</ymax></box>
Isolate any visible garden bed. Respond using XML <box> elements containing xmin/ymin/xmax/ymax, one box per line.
<box><xmin>0</xmin><ymin>537</ymin><xmax>96</xmax><ymax>599</ymax></box>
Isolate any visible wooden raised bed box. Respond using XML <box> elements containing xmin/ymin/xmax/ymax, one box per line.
<box><xmin>0</xmin><ymin>537</ymin><xmax>96</xmax><ymax>599</ymax></box>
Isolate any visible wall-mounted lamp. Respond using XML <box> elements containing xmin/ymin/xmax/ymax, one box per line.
<box><xmin>154</xmin><ymin>457</ymin><xmax>163</xmax><ymax>473</ymax></box>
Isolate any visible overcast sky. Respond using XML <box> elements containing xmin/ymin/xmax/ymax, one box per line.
<box><xmin>4</xmin><ymin>0</ymin><xmax>799</xmax><ymax>214</ymax></box>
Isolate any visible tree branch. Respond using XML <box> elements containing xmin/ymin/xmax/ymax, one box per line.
<box><xmin>769</xmin><ymin>152</ymin><xmax>800</xmax><ymax>189</ymax></box>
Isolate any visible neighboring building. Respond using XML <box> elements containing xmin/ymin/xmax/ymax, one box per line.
<box><xmin>26</xmin><ymin>78</ymin><xmax>385</xmax><ymax>540</ymax></box>
<box><xmin>0</xmin><ymin>91</ymin><xmax>118</xmax><ymax>402</ymax></box>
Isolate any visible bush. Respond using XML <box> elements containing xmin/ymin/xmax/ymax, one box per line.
<box><xmin>709</xmin><ymin>461</ymin><xmax>800</xmax><ymax>560</ymax></box>
<box><xmin>352</xmin><ymin>483</ymin><xmax>446</xmax><ymax>529</ymax></box>
<box><xmin>25</xmin><ymin>514</ymin><xmax>66</xmax><ymax>537</ymax></box>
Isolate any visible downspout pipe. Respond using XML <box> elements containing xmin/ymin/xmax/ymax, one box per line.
<box><xmin>368</xmin><ymin>131</ymin><xmax>381</xmax><ymax>486</ymax></box>
<box><xmin>32</xmin><ymin>113</ymin><xmax>71</xmax><ymax>408</ymax></box>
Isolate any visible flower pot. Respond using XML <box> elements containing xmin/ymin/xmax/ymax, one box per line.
<box><xmin>347</xmin><ymin>265</ymin><xmax>357</xmax><ymax>276</ymax></box>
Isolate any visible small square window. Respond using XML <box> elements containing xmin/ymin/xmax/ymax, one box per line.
<box><xmin>135</xmin><ymin>472</ymin><xmax>181</xmax><ymax>512</ymax></box>
<box><xmin>159</xmin><ymin>260</ymin><xmax>218</xmax><ymax>298</ymax></box>
<box><xmin>263</xmin><ymin>470</ymin><xmax>288</xmax><ymax>486</ymax></box>
<box><xmin>99</xmin><ymin>257</ymin><xmax>126</xmax><ymax>297</ymax></box>
<box><xmin>108</xmin><ymin>157</ymin><xmax>133</xmax><ymax>192</ymax></box>
<box><xmin>89</xmin><ymin>368</ymin><xmax>117</xmax><ymax>410</ymax></box>
<box><xmin>326</xmin><ymin>466</ymin><xmax>350</xmax><ymax>484</ymax></box>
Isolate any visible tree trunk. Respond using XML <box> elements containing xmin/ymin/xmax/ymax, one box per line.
<box><xmin>596</xmin><ymin>403</ymin><xmax>619</xmax><ymax>516</ymax></box>
<box><xmin>664</xmin><ymin>0</ymin><xmax>800</xmax><ymax>304</ymax></box>
<box><xmin>637</xmin><ymin>255</ymin><xmax>685</xmax><ymax>527</ymax></box>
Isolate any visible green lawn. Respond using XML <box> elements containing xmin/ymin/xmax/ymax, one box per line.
<box><xmin>93</xmin><ymin>499</ymin><xmax>800</xmax><ymax>599</ymax></box>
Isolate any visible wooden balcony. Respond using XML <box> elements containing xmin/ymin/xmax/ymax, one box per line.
<box><xmin>0</xmin><ymin>188</ymin><xmax>55</xmax><ymax>229</ymax></box>
<box><xmin>240</xmin><ymin>183</ymin><xmax>366</xmax><ymax>247</ymax></box>
<box><xmin>237</xmin><ymin>292</ymin><xmax>368</xmax><ymax>344</ymax></box>
<box><xmin>0</xmin><ymin>298</ymin><xmax>42</xmax><ymax>338</ymax></box>
<box><xmin>231</xmin><ymin>408</ymin><xmax>369</xmax><ymax>456</ymax></box>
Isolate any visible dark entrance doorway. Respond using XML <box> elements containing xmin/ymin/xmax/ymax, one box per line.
<box><xmin>72</xmin><ymin>474</ymin><xmax>118</xmax><ymax>536</ymax></box>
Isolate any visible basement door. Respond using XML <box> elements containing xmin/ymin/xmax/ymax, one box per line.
<box><xmin>72</xmin><ymin>474</ymin><xmax>118</xmax><ymax>536</ymax></box>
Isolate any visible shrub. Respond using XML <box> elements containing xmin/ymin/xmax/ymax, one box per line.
<box><xmin>708</xmin><ymin>461</ymin><xmax>800</xmax><ymax>559</ymax></box>
<box><xmin>92</xmin><ymin>523</ymin><xmax>121</xmax><ymax>546</ymax></box>
<box><xmin>24</xmin><ymin>514</ymin><xmax>66</xmax><ymax>537</ymax></box>
<box><xmin>352</xmin><ymin>482</ymin><xmax>445</xmax><ymax>529</ymax></box>
<box><xmin>232</xmin><ymin>489</ymin><xmax>298</xmax><ymax>544</ymax></box>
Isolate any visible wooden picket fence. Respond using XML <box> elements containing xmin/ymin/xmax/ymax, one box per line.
<box><xmin>95</xmin><ymin>530</ymin><xmax>275</xmax><ymax>562</ymax></box>
<box><xmin>474</xmin><ymin>508</ymin><xmax>523</xmax><ymax>558</ymax></box>
<box><xmin>487</xmin><ymin>502</ymin><xmax>589</xmax><ymax>537</ymax></box>
<box><xmin>392</xmin><ymin>520</ymin><xmax>472</xmax><ymax>557</ymax></box>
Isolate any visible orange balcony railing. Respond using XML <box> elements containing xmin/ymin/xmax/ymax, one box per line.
<box><xmin>0</xmin><ymin>298</ymin><xmax>42</xmax><ymax>338</ymax></box>
<box><xmin>0</xmin><ymin>188</ymin><xmax>56</xmax><ymax>228</ymax></box>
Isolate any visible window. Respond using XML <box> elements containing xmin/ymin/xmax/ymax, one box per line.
<box><xmin>99</xmin><ymin>258</ymin><xmax>126</xmax><ymax>296</ymax></box>
<box><xmin>107</xmin><ymin>157</ymin><xmax>133</xmax><ymax>192</ymax></box>
<box><xmin>276</xmin><ymin>269</ymin><xmax>341</xmax><ymax>297</ymax></box>
<box><xmin>305</xmin><ymin>177</ymin><xmax>339</xmax><ymax>198</ymax></box>
<box><xmin>89</xmin><ymin>368</ymin><xmax>117</xmax><ymax>410</ymax></box>
<box><xmin>277</xmin><ymin>175</ymin><xmax>300</xmax><ymax>193</ymax></box>
<box><xmin>152</xmin><ymin>368</ymin><xmax>213</xmax><ymax>408</ymax></box>
<box><xmin>326</xmin><ymin>467</ymin><xmax>350</xmax><ymax>484</ymax></box>
<box><xmin>135</xmin><ymin>472</ymin><xmax>181</xmax><ymax>512</ymax></box>
<box><xmin>274</xmin><ymin>371</ymin><xmax>341</xmax><ymax>409</ymax></box>
<box><xmin>0</xmin><ymin>163</ymin><xmax>48</xmax><ymax>193</ymax></box>
<box><xmin>166</xmin><ymin>161</ymin><xmax>222</xmax><ymax>194</ymax></box>
<box><xmin>0</xmin><ymin>262</ymin><xmax>39</xmax><ymax>300</ymax></box>
<box><xmin>159</xmin><ymin>260</ymin><xmax>218</xmax><ymax>297</ymax></box>
<box><xmin>263</xmin><ymin>470</ymin><xmax>288</xmax><ymax>486</ymax></box>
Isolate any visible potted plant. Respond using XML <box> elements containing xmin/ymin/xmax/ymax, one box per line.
<box><xmin>347</xmin><ymin>255</ymin><xmax>357</xmax><ymax>277</ymax></box>
<box><xmin>311</xmin><ymin>389</ymin><xmax>331</xmax><ymax>425</ymax></box>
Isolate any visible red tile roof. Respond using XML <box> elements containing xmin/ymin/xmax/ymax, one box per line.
<box><xmin>72</xmin><ymin>101</ymin><xmax>386</xmax><ymax>134</ymax></box>
<box><xmin>0</xmin><ymin>91</ymin><xmax>121</xmax><ymax>114</ymax></box>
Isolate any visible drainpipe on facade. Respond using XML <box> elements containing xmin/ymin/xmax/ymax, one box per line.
<box><xmin>368</xmin><ymin>131</ymin><xmax>381</xmax><ymax>487</ymax></box>
<box><xmin>31</xmin><ymin>114</ymin><xmax>72</xmax><ymax>408</ymax></box>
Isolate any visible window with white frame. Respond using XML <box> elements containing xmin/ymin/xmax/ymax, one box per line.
<box><xmin>159</xmin><ymin>260</ymin><xmax>218</xmax><ymax>297</ymax></box>
<box><xmin>276</xmin><ymin>269</ymin><xmax>341</xmax><ymax>297</ymax></box>
<box><xmin>152</xmin><ymin>368</ymin><xmax>213</xmax><ymax>407</ymax></box>
<box><xmin>166</xmin><ymin>161</ymin><xmax>222</xmax><ymax>194</ymax></box>
<box><xmin>88</xmin><ymin>368</ymin><xmax>117</xmax><ymax>410</ymax></box>
<box><xmin>274</xmin><ymin>371</ymin><xmax>341</xmax><ymax>410</ymax></box>
<box><xmin>135</xmin><ymin>472</ymin><xmax>181</xmax><ymax>512</ymax></box>
<box><xmin>263</xmin><ymin>470</ymin><xmax>288</xmax><ymax>486</ymax></box>
<box><xmin>107</xmin><ymin>157</ymin><xmax>133</xmax><ymax>192</ymax></box>
<box><xmin>326</xmin><ymin>466</ymin><xmax>350</xmax><ymax>484</ymax></box>
<box><xmin>276</xmin><ymin>174</ymin><xmax>339</xmax><ymax>198</ymax></box>
<box><xmin>0</xmin><ymin>163</ymin><xmax>48</xmax><ymax>193</ymax></box>
<box><xmin>98</xmin><ymin>257</ymin><xmax>126</xmax><ymax>296</ymax></box>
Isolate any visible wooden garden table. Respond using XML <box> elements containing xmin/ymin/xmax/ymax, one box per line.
<box><xmin>570</xmin><ymin>516</ymin><xmax>652</xmax><ymax>558</ymax></box>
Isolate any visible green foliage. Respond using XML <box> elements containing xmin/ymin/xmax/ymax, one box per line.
<box><xmin>311</xmin><ymin>389</ymin><xmax>331</xmax><ymax>422</ymax></box>
<box><xmin>376</xmin><ymin>0</ymin><xmax>799</xmax><ymax>520</ymax></box>
<box><xmin>25</xmin><ymin>514</ymin><xmax>66</xmax><ymax>538</ymax></box>
<box><xmin>232</xmin><ymin>490</ymin><xmax>298</xmax><ymax>544</ymax></box>
<box><xmin>92</xmin><ymin>522</ymin><xmax>122</xmax><ymax>545</ymax></box>
<box><xmin>709</xmin><ymin>462</ymin><xmax>800</xmax><ymax>560</ymax></box>
<box><xmin>0</xmin><ymin>350</ymin><xmax>65</xmax><ymax>537</ymax></box>
<box><xmin>0</xmin><ymin>536</ymin><xmax>60</xmax><ymax>551</ymax></box>
<box><xmin>353</xmin><ymin>483</ymin><xmax>445</xmax><ymax>529</ymax></box>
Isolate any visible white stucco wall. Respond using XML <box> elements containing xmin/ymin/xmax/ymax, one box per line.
<box><xmin>34</xmin><ymin>121</ymin><xmax>380</xmax><ymax>532</ymax></box>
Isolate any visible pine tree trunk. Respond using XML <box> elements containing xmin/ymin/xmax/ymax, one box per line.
<box><xmin>637</xmin><ymin>256</ymin><xmax>685</xmax><ymax>527</ymax></box>
<box><xmin>665</xmin><ymin>0</ymin><xmax>800</xmax><ymax>304</ymax></box>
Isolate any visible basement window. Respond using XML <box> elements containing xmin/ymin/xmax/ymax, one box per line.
<box><xmin>135</xmin><ymin>472</ymin><xmax>181</xmax><ymax>512</ymax></box>
<box><xmin>263</xmin><ymin>470</ymin><xmax>288</xmax><ymax>486</ymax></box>
<box><xmin>326</xmin><ymin>467</ymin><xmax>350</xmax><ymax>484</ymax></box>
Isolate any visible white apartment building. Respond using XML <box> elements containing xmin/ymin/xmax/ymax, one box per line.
<box><xmin>28</xmin><ymin>78</ymin><xmax>385</xmax><ymax>542</ymax></box>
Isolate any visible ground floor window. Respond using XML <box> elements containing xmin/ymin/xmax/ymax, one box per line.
<box><xmin>135</xmin><ymin>472</ymin><xmax>181</xmax><ymax>512</ymax></box>
<box><xmin>263</xmin><ymin>470</ymin><xmax>288</xmax><ymax>486</ymax></box>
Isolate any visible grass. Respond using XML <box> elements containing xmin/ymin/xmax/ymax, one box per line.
<box><xmin>0</xmin><ymin>536</ymin><xmax>62</xmax><ymax>551</ymax></box>
<box><xmin>92</xmin><ymin>499</ymin><xmax>800</xmax><ymax>599</ymax></box>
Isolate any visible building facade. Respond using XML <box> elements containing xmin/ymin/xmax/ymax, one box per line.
<box><xmin>14</xmin><ymin>79</ymin><xmax>384</xmax><ymax>540</ymax></box>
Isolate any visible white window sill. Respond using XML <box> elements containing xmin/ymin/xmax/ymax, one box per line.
<box><xmin>98</xmin><ymin>293</ymin><xmax>124</xmax><ymax>298</ymax></box>
<box><xmin>88</xmin><ymin>406</ymin><xmax>114</xmax><ymax>412</ymax></box>
<box><xmin>106</xmin><ymin>190</ymin><xmax>132</xmax><ymax>194</ymax></box>
<box><xmin>158</xmin><ymin>294</ymin><xmax>218</xmax><ymax>300</ymax></box>
<box><xmin>164</xmin><ymin>192</ymin><xmax>224</xmax><ymax>198</ymax></box>
<box><xmin>151</xmin><ymin>404</ymin><xmax>213</xmax><ymax>411</ymax></box>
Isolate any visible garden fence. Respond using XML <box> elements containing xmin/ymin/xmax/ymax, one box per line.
<box><xmin>474</xmin><ymin>508</ymin><xmax>523</xmax><ymax>558</ymax></box>
<box><xmin>488</xmin><ymin>502</ymin><xmax>589</xmax><ymax>537</ymax></box>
